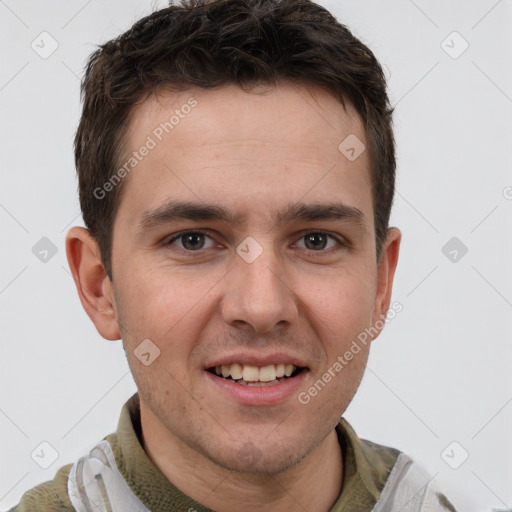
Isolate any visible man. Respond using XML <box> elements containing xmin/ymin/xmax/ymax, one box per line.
<box><xmin>10</xmin><ymin>0</ymin><xmax>458</xmax><ymax>510</ymax></box>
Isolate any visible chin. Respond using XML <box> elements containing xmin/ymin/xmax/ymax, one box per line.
<box><xmin>213</xmin><ymin>446</ymin><xmax>309</xmax><ymax>476</ymax></box>
<box><xmin>200</xmin><ymin>429</ymin><xmax>317</xmax><ymax>476</ymax></box>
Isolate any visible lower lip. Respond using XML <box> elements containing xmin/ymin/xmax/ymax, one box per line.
<box><xmin>205</xmin><ymin>370</ymin><xmax>308</xmax><ymax>406</ymax></box>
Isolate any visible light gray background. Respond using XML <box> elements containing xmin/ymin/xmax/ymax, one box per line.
<box><xmin>1</xmin><ymin>0</ymin><xmax>511</xmax><ymax>510</ymax></box>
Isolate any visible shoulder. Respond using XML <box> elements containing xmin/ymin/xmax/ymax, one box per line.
<box><xmin>374</xmin><ymin>452</ymin><xmax>458</xmax><ymax>512</ymax></box>
<box><xmin>6</xmin><ymin>463</ymin><xmax>75</xmax><ymax>512</ymax></box>
<box><xmin>336</xmin><ymin>419</ymin><xmax>458</xmax><ymax>511</ymax></box>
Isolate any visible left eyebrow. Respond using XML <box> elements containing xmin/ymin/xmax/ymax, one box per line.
<box><xmin>137</xmin><ymin>199</ymin><xmax>367</xmax><ymax>233</ymax></box>
<box><xmin>274</xmin><ymin>202</ymin><xmax>366</xmax><ymax>232</ymax></box>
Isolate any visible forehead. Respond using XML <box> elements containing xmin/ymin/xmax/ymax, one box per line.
<box><xmin>127</xmin><ymin>82</ymin><xmax>364</xmax><ymax>151</ymax></box>
<box><xmin>116</xmin><ymin>82</ymin><xmax>373</xmax><ymax>230</ymax></box>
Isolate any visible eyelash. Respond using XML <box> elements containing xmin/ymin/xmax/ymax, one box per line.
<box><xmin>165</xmin><ymin>230</ymin><xmax>348</xmax><ymax>255</ymax></box>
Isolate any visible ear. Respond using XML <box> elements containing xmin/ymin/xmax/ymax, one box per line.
<box><xmin>370</xmin><ymin>227</ymin><xmax>401</xmax><ymax>340</ymax></box>
<box><xmin>65</xmin><ymin>227</ymin><xmax>121</xmax><ymax>340</ymax></box>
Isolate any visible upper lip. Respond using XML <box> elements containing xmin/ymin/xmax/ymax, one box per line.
<box><xmin>204</xmin><ymin>352</ymin><xmax>309</xmax><ymax>370</ymax></box>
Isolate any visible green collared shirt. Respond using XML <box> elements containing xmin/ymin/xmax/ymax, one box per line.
<box><xmin>9</xmin><ymin>393</ymin><xmax>444</xmax><ymax>511</ymax></box>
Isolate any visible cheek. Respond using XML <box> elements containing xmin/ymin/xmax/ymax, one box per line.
<box><xmin>115</xmin><ymin>267</ymin><xmax>217</xmax><ymax>365</ymax></box>
<box><xmin>118</xmin><ymin>266</ymin><xmax>198</xmax><ymax>325</ymax></box>
<box><xmin>329</xmin><ymin>348</ymin><xmax>369</xmax><ymax>410</ymax></box>
<box><xmin>301</xmin><ymin>266</ymin><xmax>376</xmax><ymax>334</ymax></box>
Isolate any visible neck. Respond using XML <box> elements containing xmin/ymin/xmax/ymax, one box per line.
<box><xmin>140</xmin><ymin>406</ymin><xmax>343</xmax><ymax>512</ymax></box>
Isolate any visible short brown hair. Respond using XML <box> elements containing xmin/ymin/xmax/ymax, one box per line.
<box><xmin>75</xmin><ymin>0</ymin><xmax>396</xmax><ymax>279</ymax></box>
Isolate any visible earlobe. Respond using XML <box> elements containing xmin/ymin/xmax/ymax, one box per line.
<box><xmin>371</xmin><ymin>227</ymin><xmax>402</xmax><ymax>340</ymax></box>
<box><xmin>65</xmin><ymin>227</ymin><xmax>121</xmax><ymax>341</ymax></box>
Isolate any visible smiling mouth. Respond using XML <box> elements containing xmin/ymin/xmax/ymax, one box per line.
<box><xmin>207</xmin><ymin>363</ymin><xmax>305</xmax><ymax>387</ymax></box>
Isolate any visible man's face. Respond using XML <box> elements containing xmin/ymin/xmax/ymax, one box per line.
<box><xmin>109</xmin><ymin>83</ymin><xmax>392</xmax><ymax>474</ymax></box>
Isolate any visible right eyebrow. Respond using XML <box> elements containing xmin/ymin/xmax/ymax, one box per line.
<box><xmin>138</xmin><ymin>200</ymin><xmax>247</xmax><ymax>231</ymax></box>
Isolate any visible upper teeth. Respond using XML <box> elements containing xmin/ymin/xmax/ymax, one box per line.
<box><xmin>215</xmin><ymin>363</ymin><xmax>296</xmax><ymax>382</ymax></box>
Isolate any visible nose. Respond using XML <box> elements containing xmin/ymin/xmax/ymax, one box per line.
<box><xmin>220</xmin><ymin>242</ymin><xmax>299</xmax><ymax>334</ymax></box>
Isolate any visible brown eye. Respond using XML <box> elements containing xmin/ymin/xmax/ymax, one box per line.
<box><xmin>168</xmin><ymin>231</ymin><xmax>215</xmax><ymax>251</ymax></box>
<box><xmin>304</xmin><ymin>233</ymin><xmax>328</xmax><ymax>250</ymax></box>
<box><xmin>296</xmin><ymin>232</ymin><xmax>341</xmax><ymax>252</ymax></box>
